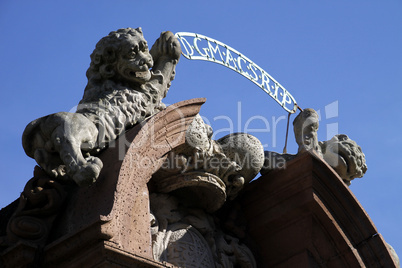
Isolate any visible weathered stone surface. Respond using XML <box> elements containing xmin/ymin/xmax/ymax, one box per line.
<box><xmin>242</xmin><ymin>152</ymin><xmax>398</xmax><ymax>267</ymax></box>
<box><xmin>293</xmin><ymin>108</ymin><xmax>321</xmax><ymax>155</ymax></box>
<box><xmin>150</xmin><ymin>193</ymin><xmax>256</xmax><ymax>268</ymax></box>
<box><xmin>260</xmin><ymin>151</ymin><xmax>295</xmax><ymax>175</ymax></box>
<box><xmin>216</xmin><ymin>133</ymin><xmax>265</xmax><ymax>185</ymax></box>
<box><xmin>319</xmin><ymin>134</ymin><xmax>367</xmax><ymax>185</ymax></box>
<box><xmin>22</xmin><ymin>27</ymin><xmax>181</xmax><ymax>187</ymax></box>
<box><xmin>149</xmin><ymin>116</ymin><xmax>262</xmax><ymax>267</ymax></box>
<box><xmin>262</xmin><ymin>108</ymin><xmax>367</xmax><ymax>185</ymax></box>
<box><xmin>387</xmin><ymin>243</ymin><xmax>401</xmax><ymax>268</ymax></box>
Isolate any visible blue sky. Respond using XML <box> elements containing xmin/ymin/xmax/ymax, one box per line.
<box><xmin>1</xmin><ymin>0</ymin><xmax>401</xmax><ymax>257</ymax></box>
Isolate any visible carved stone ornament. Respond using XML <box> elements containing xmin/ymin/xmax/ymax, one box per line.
<box><xmin>22</xmin><ymin>27</ymin><xmax>181</xmax><ymax>187</ymax></box>
<box><xmin>261</xmin><ymin>108</ymin><xmax>367</xmax><ymax>185</ymax></box>
<box><xmin>150</xmin><ymin>115</ymin><xmax>263</xmax><ymax>267</ymax></box>
<box><xmin>2</xmin><ymin>166</ymin><xmax>67</xmax><ymax>248</ymax></box>
<box><xmin>150</xmin><ymin>193</ymin><xmax>257</xmax><ymax>268</ymax></box>
<box><xmin>152</xmin><ymin>115</ymin><xmax>265</xmax><ymax>212</ymax></box>
<box><xmin>293</xmin><ymin>108</ymin><xmax>321</xmax><ymax>155</ymax></box>
<box><xmin>319</xmin><ymin>134</ymin><xmax>368</xmax><ymax>185</ymax></box>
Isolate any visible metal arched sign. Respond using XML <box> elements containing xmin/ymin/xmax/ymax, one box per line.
<box><xmin>175</xmin><ymin>32</ymin><xmax>298</xmax><ymax>114</ymax></box>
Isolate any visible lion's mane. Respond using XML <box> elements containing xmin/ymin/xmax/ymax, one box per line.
<box><xmin>320</xmin><ymin>134</ymin><xmax>367</xmax><ymax>183</ymax></box>
<box><xmin>76</xmin><ymin>28</ymin><xmax>164</xmax><ymax>147</ymax></box>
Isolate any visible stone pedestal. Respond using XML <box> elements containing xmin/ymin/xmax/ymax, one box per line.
<box><xmin>240</xmin><ymin>151</ymin><xmax>397</xmax><ymax>267</ymax></box>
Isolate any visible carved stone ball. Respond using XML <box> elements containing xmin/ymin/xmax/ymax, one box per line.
<box><xmin>185</xmin><ymin>114</ymin><xmax>213</xmax><ymax>152</ymax></box>
<box><xmin>216</xmin><ymin>133</ymin><xmax>265</xmax><ymax>184</ymax></box>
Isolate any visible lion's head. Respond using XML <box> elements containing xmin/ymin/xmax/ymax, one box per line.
<box><xmin>76</xmin><ymin>28</ymin><xmax>164</xmax><ymax>145</ymax></box>
<box><xmin>80</xmin><ymin>27</ymin><xmax>159</xmax><ymax>103</ymax></box>
<box><xmin>88</xmin><ymin>28</ymin><xmax>152</xmax><ymax>84</ymax></box>
<box><xmin>320</xmin><ymin>134</ymin><xmax>367</xmax><ymax>185</ymax></box>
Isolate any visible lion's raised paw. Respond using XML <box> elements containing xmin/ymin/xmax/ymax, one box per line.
<box><xmin>150</xmin><ymin>31</ymin><xmax>181</xmax><ymax>61</ymax></box>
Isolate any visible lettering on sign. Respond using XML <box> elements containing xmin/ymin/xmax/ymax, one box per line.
<box><xmin>175</xmin><ymin>32</ymin><xmax>298</xmax><ymax>113</ymax></box>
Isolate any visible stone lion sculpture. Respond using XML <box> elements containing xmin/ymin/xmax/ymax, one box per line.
<box><xmin>22</xmin><ymin>27</ymin><xmax>181</xmax><ymax>186</ymax></box>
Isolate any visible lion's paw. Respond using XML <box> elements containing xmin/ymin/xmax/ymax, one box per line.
<box><xmin>150</xmin><ymin>31</ymin><xmax>181</xmax><ymax>61</ymax></box>
<box><xmin>72</xmin><ymin>156</ymin><xmax>103</xmax><ymax>187</ymax></box>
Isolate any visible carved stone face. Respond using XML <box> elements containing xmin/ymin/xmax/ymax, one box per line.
<box><xmin>293</xmin><ymin>108</ymin><xmax>321</xmax><ymax>154</ymax></box>
<box><xmin>321</xmin><ymin>134</ymin><xmax>367</xmax><ymax>184</ymax></box>
<box><xmin>116</xmin><ymin>34</ymin><xmax>154</xmax><ymax>84</ymax></box>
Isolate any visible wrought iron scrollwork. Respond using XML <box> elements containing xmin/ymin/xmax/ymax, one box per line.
<box><xmin>175</xmin><ymin>32</ymin><xmax>298</xmax><ymax>113</ymax></box>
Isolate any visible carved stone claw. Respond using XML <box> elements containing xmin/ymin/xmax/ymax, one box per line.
<box><xmin>71</xmin><ymin>156</ymin><xmax>103</xmax><ymax>187</ymax></box>
<box><xmin>150</xmin><ymin>31</ymin><xmax>181</xmax><ymax>61</ymax></box>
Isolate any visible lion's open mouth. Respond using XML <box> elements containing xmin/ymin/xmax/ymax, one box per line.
<box><xmin>133</xmin><ymin>70</ymin><xmax>151</xmax><ymax>81</ymax></box>
<box><xmin>125</xmin><ymin>68</ymin><xmax>151</xmax><ymax>82</ymax></box>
